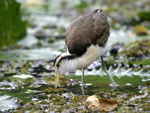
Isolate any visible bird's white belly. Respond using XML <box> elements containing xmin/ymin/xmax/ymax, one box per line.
<box><xmin>75</xmin><ymin>44</ymin><xmax>107</xmax><ymax>69</ymax></box>
<box><xmin>60</xmin><ymin>44</ymin><xmax>107</xmax><ymax>75</ymax></box>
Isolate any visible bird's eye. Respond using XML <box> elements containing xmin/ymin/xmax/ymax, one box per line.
<box><xmin>97</xmin><ymin>9</ymin><xmax>100</xmax><ymax>13</ymax></box>
<box><xmin>56</xmin><ymin>64</ymin><xmax>60</xmax><ymax>67</ymax></box>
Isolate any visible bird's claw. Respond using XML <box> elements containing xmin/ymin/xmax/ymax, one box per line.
<box><xmin>109</xmin><ymin>83</ymin><xmax>119</xmax><ymax>90</ymax></box>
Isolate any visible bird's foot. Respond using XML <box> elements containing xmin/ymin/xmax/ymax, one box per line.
<box><xmin>109</xmin><ymin>83</ymin><xmax>119</xmax><ymax>90</ymax></box>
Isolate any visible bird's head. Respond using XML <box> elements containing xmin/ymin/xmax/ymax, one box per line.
<box><xmin>54</xmin><ymin>53</ymin><xmax>70</xmax><ymax>76</ymax></box>
<box><xmin>53</xmin><ymin>53</ymin><xmax>78</xmax><ymax>88</ymax></box>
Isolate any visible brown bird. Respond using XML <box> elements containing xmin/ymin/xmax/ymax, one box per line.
<box><xmin>54</xmin><ymin>8</ymin><xmax>118</xmax><ymax>94</ymax></box>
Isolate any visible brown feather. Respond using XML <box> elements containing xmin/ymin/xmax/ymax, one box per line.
<box><xmin>65</xmin><ymin>9</ymin><xmax>110</xmax><ymax>56</ymax></box>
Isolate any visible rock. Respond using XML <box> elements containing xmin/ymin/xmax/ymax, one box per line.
<box><xmin>133</xmin><ymin>25</ymin><xmax>149</xmax><ymax>35</ymax></box>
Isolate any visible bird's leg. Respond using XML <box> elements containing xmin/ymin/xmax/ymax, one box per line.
<box><xmin>81</xmin><ymin>68</ymin><xmax>85</xmax><ymax>95</ymax></box>
<box><xmin>100</xmin><ymin>56</ymin><xmax>118</xmax><ymax>89</ymax></box>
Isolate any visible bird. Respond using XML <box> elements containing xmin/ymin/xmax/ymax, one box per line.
<box><xmin>54</xmin><ymin>8</ymin><xmax>118</xmax><ymax>95</ymax></box>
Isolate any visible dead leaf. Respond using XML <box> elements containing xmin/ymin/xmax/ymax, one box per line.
<box><xmin>98</xmin><ymin>98</ymin><xmax>119</xmax><ymax>111</ymax></box>
<box><xmin>85</xmin><ymin>95</ymin><xmax>100</xmax><ymax>108</ymax></box>
<box><xmin>85</xmin><ymin>95</ymin><xmax>119</xmax><ymax>112</ymax></box>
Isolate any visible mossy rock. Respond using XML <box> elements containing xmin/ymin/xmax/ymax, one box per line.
<box><xmin>133</xmin><ymin>25</ymin><xmax>149</xmax><ymax>35</ymax></box>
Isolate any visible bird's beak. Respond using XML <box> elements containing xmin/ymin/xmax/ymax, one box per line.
<box><xmin>54</xmin><ymin>72</ymin><xmax>60</xmax><ymax>89</ymax></box>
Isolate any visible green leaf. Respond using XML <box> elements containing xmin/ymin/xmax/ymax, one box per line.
<box><xmin>138</xmin><ymin>12</ymin><xmax>150</xmax><ymax>20</ymax></box>
<box><xmin>0</xmin><ymin>95</ymin><xmax>17</xmax><ymax>111</ymax></box>
<box><xmin>0</xmin><ymin>0</ymin><xmax>27</xmax><ymax>48</ymax></box>
<box><xmin>75</xmin><ymin>66</ymin><xmax>150</xmax><ymax>78</ymax></box>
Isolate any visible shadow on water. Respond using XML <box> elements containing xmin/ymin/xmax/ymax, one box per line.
<box><xmin>67</xmin><ymin>84</ymin><xmax>140</xmax><ymax>95</ymax></box>
<box><xmin>66</xmin><ymin>75</ymin><xmax>146</xmax><ymax>95</ymax></box>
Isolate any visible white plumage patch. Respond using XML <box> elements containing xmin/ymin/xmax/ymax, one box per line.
<box><xmin>56</xmin><ymin>44</ymin><xmax>107</xmax><ymax>76</ymax></box>
<box><xmin>74</xmin><ymin>44</ymin><xmax>107</xmax><ymax>69</ymax></box>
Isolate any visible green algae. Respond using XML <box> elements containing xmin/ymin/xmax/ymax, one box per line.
<box><xmin>119</xmin><ymin>39</ymin><xmax>150</xmax><ymax>64</ymax></box>
<box><xmin>4</xmin><ymin>86</ymin><xmax>150</xmax><ymax>112</ymax></box>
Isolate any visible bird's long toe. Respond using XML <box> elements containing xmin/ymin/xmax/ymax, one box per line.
<box><xmin>110</xmin><ymin>83</ymin><xmax>119</xmax><ymax>89</ymax></box>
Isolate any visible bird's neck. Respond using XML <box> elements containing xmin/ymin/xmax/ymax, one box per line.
<box><xmin>66</xmin><ymin>44</ymin><xmax>107</xmax><ymax>71</ymax></box>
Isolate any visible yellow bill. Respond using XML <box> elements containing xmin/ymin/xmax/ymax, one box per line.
<box><xmin>54</xmin><ymin>73</ymin><xmax>60</xmax><ymax>89</ymax></box>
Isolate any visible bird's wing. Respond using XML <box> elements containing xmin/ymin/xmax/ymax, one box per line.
<box><xmin>65</xmin><ymin>9</ymin><xmax>110</xmax><ymax>56</ymax></box>
<box><xmin>92</xmin><ymin>9</ymin><xmax>110</xmax><ymax>47</ymax></box>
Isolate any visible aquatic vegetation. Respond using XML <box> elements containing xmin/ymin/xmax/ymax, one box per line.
<box><xmin>119</xmin><ymin>39</ymin><xmax>150</xmax><ymax>61</ymax></box>
<box><xmin>0</xmin><ymin>0</ymin><xmax>150</xmax><ymax>112</ymax></box>
<box><xmin>0</xmin><ymin>60</ymin><xmax>149</xmax><ymax>112</ymax></box>
<box><xmin>75</xmin><ymin>66</ymin><xmax>150</xmax><ymax>78</ymax></box>
<box><xmin>0</xmin><ymin>0</ymin><xmax>27</xmax><ymax>48</ymax></box>
<box><xmin>2</xmin><ymin>86</ymin><xmax>150</xmax><ymax>112</ymax></box>
<box><xmin>0</xmin><ymin>95</ymin><xmax>17</xmax><ymax>111</ymax></box>
<box><xmin>138</xmin><ymin>11</ymin><xmax>150</xmax><ymax>21</ymax></box>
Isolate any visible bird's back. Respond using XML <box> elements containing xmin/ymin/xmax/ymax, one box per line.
<box><xmin>65</xmin><ymin>9</ymin><xmax>110</xmax><ymax>56</ymax></box>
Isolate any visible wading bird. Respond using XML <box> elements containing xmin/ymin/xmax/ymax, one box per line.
<box><xmin>54</xmin><ymin>8</ymin><xmax>118</xmax><ymax>95</ymax></box>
